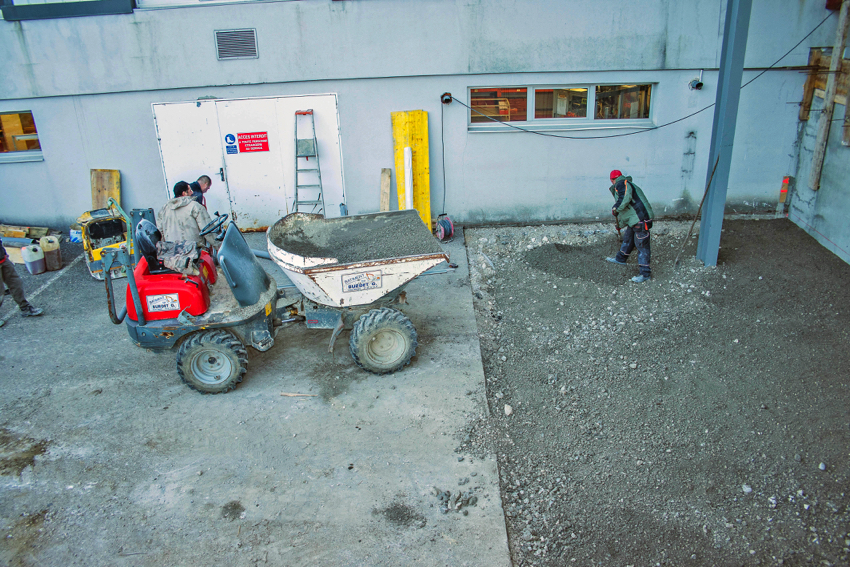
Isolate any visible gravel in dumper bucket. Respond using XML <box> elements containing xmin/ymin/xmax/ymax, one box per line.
<box><xmin>267</xmin><ymin>210</ymin><xmax>449</xmax><ymax>308</ymax></box>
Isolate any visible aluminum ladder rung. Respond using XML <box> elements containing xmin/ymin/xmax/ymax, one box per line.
<box><xmin>294</xmin><ymin>109</ymin><xmax>324</xmax><ymax>215</ymax></box>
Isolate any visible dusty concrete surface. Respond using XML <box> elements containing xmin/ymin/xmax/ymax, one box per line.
<box><xmin>465</xmin><ymin>218</ymin><xmax>850</xmax><ymax>566</ymax></box>
<box><xmin>0</xmin><ymin>230</ymin><xmax>510</xmax><ymax>566</ymax></box>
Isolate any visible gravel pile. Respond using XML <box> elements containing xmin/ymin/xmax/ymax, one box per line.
<box><xmin>268</xmin><ymin>211</ymin><xmax>443</xmax><ymax>265</ymax></box>
<box><xmin>464</xmin><ymin>219</ymin><xmax>850</xmax><ymax>566</ymax></box>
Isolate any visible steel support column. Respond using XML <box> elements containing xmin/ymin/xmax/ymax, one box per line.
<box><xmin>696</xmin><ymin>0</ymin><xmax>753</xmax><ymax>267</ymax></box>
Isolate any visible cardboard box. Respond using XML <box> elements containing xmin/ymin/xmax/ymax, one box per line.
<box><xmin>5</xmin><ymin>246</ymin><xmax>25</xmax><ymax>264</ymax></box>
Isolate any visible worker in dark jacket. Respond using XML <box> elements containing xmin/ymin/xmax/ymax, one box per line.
<box><xmin>0</xmin><ymin>237</ymin><xmax>43</xmax><ymax>319</ymax></box>
<box><xmin>189</xmin><ymin>175</ymin><xmax>212</xmax><ymax>208</ymax></box>
<box><xmin>605</xmin><ymin>169</ymin><xmax>655</xmax><ymax>283</ymax></box>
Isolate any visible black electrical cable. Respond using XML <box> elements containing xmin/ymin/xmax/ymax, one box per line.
<box><xmin>740</xmin><ymin>10</ymin><xmax>834</xmax><ymax>89</ymax></box>
<box><xmin>454</xmin><ymin>96</ymin><xmax>712</xmax><ymax>139</ymax></box>
<box><xmin>450</xmin><ymin>11</ymin><xmax>834</xmax><ymax>140</ymax></box>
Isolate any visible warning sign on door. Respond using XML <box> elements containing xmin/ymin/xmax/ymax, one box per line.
<box><xmin>237</xmin><ymin>132</ymin><xmax>269</xmax><ymax>153</ymax></box>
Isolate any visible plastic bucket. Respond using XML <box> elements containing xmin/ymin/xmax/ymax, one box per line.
<box><xmin>40</xmin><ymin>236</ymin><xmax>62</xmax><ymax>271</ymax></box>
<box><xmin>22</xmin><ymin>245</ymin><xmax>46</xmax><ymax>275</ymax></box>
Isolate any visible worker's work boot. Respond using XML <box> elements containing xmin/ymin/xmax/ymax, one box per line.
<box><xmin>630</xmin><ymin>274</ymin><xmax>651</xmax><ymax>283</ymax></box>
<box><xmin>20</xmin><ymin>304</ymin><xmax>44</xmax><ymax>317</ymax></box>
<box><xmin>606</xmin><ymin>257</ymin><xmax>627</xmax><ymax>265</ymax></box>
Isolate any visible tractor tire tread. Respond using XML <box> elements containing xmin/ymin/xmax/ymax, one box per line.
<box><xmin>176</xmin><ymin>329</ymin><xmax>248</xmax><ymax>394</ymax></box>
<box><xmin>349</xmin><ymin>307</ymin><xmax>417</xmax><ymax>375</ymax></box>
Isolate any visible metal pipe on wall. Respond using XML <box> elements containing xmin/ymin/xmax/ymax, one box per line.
<box><xmin>403</xmin><ymin>147</ymin><xmax>414</xmax><ymax>210</ymax></box>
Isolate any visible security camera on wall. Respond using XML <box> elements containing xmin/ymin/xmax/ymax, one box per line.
<box><xmin>689</xmin><ymin>70</ymin><xmax>704</xmax><ymax>91</ymax></box>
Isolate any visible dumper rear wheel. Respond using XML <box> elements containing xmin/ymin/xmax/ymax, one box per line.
<box><xmin>350</xmin><ymin>308</ymin><xmax>417</xmax><ymax>374</ymax></box>
<box><xmin>177</xmin><ymin>330</ymin><xmax>248</xmax><ymax>393</ymax></box>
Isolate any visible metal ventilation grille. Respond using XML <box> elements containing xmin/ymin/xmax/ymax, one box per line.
<box><xmin>215</xmin><ymin>29</ymin><xmax>258</xmax><ymax>60</ymax></box>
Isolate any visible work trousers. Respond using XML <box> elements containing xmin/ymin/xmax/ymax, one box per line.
<box><xmin>0</xmin><ymin>258</ymin><xmax>32</xmax><ymax>310</ymax></box>
<box><xmin>615</xmin><ymin>224</ymin><xmax>651</xmax><ymax>277</ymax></box>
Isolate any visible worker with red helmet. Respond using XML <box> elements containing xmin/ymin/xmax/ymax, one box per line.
<box><xmin>605</xmin><ymin>169</ymin><xmax>655</xmax><ymax>283</ymax></box>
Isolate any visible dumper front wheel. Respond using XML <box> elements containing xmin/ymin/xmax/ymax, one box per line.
<box><xmin>350</xmin><ymin>308</ymin><xmax>417</xmax><ymax>374</ymax></box>
<box><xmin>177</xmin><ymin>330</ymin><xmax>248</xmax><ymax>394</ymax></box>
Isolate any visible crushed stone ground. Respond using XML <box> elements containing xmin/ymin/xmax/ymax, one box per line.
<box><xmin>462</xmin><ymin>218</ymin><xmax>850</xmax><ymax>566</ymax></box>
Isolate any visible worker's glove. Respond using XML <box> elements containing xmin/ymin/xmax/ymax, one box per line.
<box><xmin>611</xmin><ymin>209</ymin><xmax>618</xmax><ymax>216</ymax></box>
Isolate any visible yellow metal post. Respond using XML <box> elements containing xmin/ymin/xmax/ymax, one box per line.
<box><xmin>391</xmin><ymin>110</ymin><xmax>431</xmax><ymax>228</ymax></box>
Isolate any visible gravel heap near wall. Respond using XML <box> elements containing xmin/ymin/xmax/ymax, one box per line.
<box><xmin>462</xmin><ymin>218</ymin><xmax>850</xmax><ymax>566</ymax></box>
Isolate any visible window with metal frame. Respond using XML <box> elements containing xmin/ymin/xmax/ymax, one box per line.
<box><xmin>470</xmin><ymin>88</ymin><xmax>527</xmax><ymax>123</ymax></box>
<box><xmin>1</xmin><ymin>0</ymin><xmax>134</xmax><ymax>22</ymax></box>
<box><xmin>595</xmin><ymin>84</ymin><xmax>652</xmax><ymax>120</ymax></box>
<box><xmin>136</xmin><ymin>0</ymin><xmax>297</xmax><ymax>8</ymax></box>
<box><xmin>535</xmin><ymin>88</ymin><xmax>588</xmax><ymax>119</ymax></box>
<box><xmin>469</xmin><ymin>84</ymin><xmax>654</xmax><ymax>130</ymax></box>
<box><xmin>0</xmin><ymin>111</ymin><xmax>43</xmax><ymax>163</ymax></box>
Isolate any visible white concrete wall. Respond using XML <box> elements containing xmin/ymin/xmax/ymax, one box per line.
<box><xmin>0</xmin><ymin>0</ymin><xmax>841</xmax><ymax>228</ymax></box>
<box><xmin>1</xmin><ymin>0</ymin><xmax>834</xmax><ymax>99</ymax></box>
<box><xmin>789</xmin><ymin>96</ymin><xmax>850</xmax><ymax>265</ymax></box>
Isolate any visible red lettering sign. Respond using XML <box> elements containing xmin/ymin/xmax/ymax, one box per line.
<box><xmin>237</xmin><ymin>132</ymin><xmax>269</xmax><ymax>153</ymax></box>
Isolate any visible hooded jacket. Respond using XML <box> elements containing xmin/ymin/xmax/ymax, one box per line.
<box><xmin>609</xmin><ymin>175</ymin><xmax>654</xmax><ymax>229</ymax></box>
<box><xmin>156</xmin><ymin>196</ymin><xmax>215</xmax><ymax>247</ymax></box>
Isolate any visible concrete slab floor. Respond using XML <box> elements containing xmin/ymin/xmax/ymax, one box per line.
<box><xmin>0</xmin><ymin>229</ymin><xmax>511</xmax><ymax>566</ymax></box>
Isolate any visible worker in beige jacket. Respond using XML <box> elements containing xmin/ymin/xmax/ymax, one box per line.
<box><xmin>156</xmin><ymin>181</ymin><xmax>218</xmax><ymax>248</ymax></box>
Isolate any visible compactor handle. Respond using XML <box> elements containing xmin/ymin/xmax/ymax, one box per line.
<box><xmin>103</xmin><ymin>245</ymin><xmax>145</xmax><ymax>326</ymax></box>
<box><xmin>103</xmin><ymin>248</ymin><xmax>127</xmax><ymax>324</ymax></box>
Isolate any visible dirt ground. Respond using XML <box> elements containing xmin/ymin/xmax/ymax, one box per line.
<box><xmin>463</xmin><ymin>218</ymin><xmax>850</xmax><ymax>566</ymax></box>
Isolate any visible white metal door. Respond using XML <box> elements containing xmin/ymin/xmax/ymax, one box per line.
<box><xmin>214</xmin><ymin>98</ymin><xmax>288</xmax><ymax>229</ymax></box>
<box><xmin>153</xmin><ymin>94</ymin><xmax>346</xmax><ymax>229</ymax></box>
<box><xmin>152</xmin><ymin>101</ymin><xmax>234</xmax><ymax>219</ymax></box>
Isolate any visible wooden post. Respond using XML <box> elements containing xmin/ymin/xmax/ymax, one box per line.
<box><xmin>808</xmin><ymin>0</ymin><xmax>850</xmax><ymax>190</ymax></box>
<box><xmin>379</xmin><ymin>168</ymin><xmax>391</xmax><ymax>212</ymax></box>
<box><xmin>799</xmin><ymin>49</ymin><xmax>821</xmax><ymax>121</ymax></box>
<box><xmin>841</xmin><ymin>59</ymin><xmax>850</xmax><ymax>145</ymax></box>
<box><xmin>91</xmin><ymin>169</ymin><xmax>121</xmax><ymax>209</ymax></box>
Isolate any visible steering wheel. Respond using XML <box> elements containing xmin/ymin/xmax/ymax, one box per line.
<box><xmin>199</xmin><ymin>213</ymin><xmax>228</xmax><ymax>237</ymax></box>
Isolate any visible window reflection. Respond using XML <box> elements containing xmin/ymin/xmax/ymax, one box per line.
<box><xmin>535</xmin><ymin>88</ymin><xmax>587</xmax><ymax>119</ymax></box>
<box><xmin>470</xmin><ymin>88</ymin><xmax>528</xmax><ymax>123</ymax></box>
<box><xmin>0</xmin><ymin>112</ymin><xmax>41</xmax><ymax>153</ymax></box>
<box><xmin>595</xmin><ymin>85</ymin><xmax>652</xmax><ymax>120</ymax></box>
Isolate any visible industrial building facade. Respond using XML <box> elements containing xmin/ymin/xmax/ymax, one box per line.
<box><xmin>1</xmin><ymin>0</ymin><xmax>847</xmax><ymax>261</ymax></box>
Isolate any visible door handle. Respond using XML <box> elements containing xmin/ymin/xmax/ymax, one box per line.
<box><xmin>219</xmin><ymin>167</ymin><xmax>225</xmax><ymax>182</ymax></box>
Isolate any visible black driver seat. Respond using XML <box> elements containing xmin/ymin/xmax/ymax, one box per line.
<box><xmin>135</xmin><ymin>219</ymin><xmax>177</xmax><ymax>275</ymax></box>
